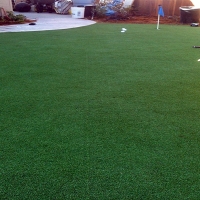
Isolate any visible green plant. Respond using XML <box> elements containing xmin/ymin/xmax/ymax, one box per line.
<box><xmin>111</xmin><ymin>5</ymin><xmax>133</xmax><ymax>19</ymax></box>
<box><xmin>0</xmin><ymin>12</ymin><xmax>26</xmax><ymax>24</ymax></box>
<box><xmin>92</xmin><ymin>0</ymin><xmax>107</xmax><ymax>18</ymax></box>
<box><xmin>93</xmin><ymin>0</ymin><xmax>137</xmax><ymax>20</ymax></box>
<box><xmin>7</xmin><ymin>11</ymin><xmax>26</xmax><ymax>22</ymax></box>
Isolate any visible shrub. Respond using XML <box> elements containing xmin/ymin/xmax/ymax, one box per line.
<box><xmin>92</xmin><ymin>0</ymin><xmax>107</xmax><ymax>18</ymax></box>
<box><xmin>0</xmin><ymin>11</ymin><xmax>26</xmax><ymax>24</ymax></box>
<box><xmin>93</xmin><ymin>0</ymin><xmax>138</xmax><ymax>20</ymax></box>
<box><xmin>7</xmin><ymin>11</ymin><xmax>26</xmax><ymax>22</ymax></box>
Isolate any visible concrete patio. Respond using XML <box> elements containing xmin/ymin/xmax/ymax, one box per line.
<box><xmin>0</xmin><ymin>11</ymin><xmax>96</xmax><ymax>33</ymax></box>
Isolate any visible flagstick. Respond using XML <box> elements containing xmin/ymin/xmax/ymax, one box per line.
<box><xmin>157</xmin><ymin>14</ymin><xmax>160</xmax><ymax>30</ymax></box>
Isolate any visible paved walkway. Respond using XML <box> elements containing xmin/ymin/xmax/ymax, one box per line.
<box><xmin>0</xmin><ymin>12</ymin><xmax>96</xmax><ymax>33</ymax></box>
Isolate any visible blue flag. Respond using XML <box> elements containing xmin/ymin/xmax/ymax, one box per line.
<box><xmin>158</xmin><ymin>6</ymin><xmax>164</xmax><ymax>17</ymax></box>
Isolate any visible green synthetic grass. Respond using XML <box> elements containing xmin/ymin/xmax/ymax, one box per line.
<box><xmin>0</xmin><ymin>23</ymin><xmax>200</xmax><ymax>199</ymax></box>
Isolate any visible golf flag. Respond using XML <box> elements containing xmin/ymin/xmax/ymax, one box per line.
<box><xmin>157</xmin><ymin>5</ymin><xmax>164</xmax><ymax>30</ymax></box>
<box><xmin>158</xmin><ymin>6</ymin><xmax>164</xmax><ymax>17</ymax></box>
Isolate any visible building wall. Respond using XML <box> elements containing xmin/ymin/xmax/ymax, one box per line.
<box><xmin>134</xmin><ymin>0</ymin><xmax>193</xmax><ymax>16</ymax></box>
<box><xmin>0</xmin><ymin>0</ymin><xmax>13</xmax><ymax>11</ymax></box>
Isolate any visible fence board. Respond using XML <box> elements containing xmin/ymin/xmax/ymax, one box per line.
<box><xmin>134</xmin><ymin>0</ymin><xmax>193</xmax><ymax>16</ymax></box>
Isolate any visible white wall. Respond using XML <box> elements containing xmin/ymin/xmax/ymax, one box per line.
<box><xmin>0</xmin><ymin>0</ymin><xmax>13</xmax><ymax>11</ymax></box>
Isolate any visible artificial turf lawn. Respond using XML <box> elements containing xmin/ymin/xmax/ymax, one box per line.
<box><xmin>0</xmin><ymin>23</ymin><xmax>200</xmax><ymax>199</ymax></box>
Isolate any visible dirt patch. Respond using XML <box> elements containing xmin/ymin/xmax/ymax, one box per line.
<box><xmin>94</xmin><ymin>15</ymin><xmax>182</xmax><ymax>25</ymax></box>
<box><xmin>0</xmin><ymin>15</ymin><xmax>183</xmax><ymax>26</ymax></box>
<box><xmin>0</xmin><ymin>18</ymin><xmax>36</xmax><ymax>26</ymax></box>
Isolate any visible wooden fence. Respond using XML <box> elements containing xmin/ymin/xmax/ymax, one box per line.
<box><xmin>134</xmin><ymin>0</ymin><xmax>194</xmax><ymax>16</ymax></box>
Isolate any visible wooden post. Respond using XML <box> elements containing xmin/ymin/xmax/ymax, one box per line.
<box><xmin>172</xmin><ymin>0</ymin><xmax>177</xmax><ymax>16</ymax></box>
